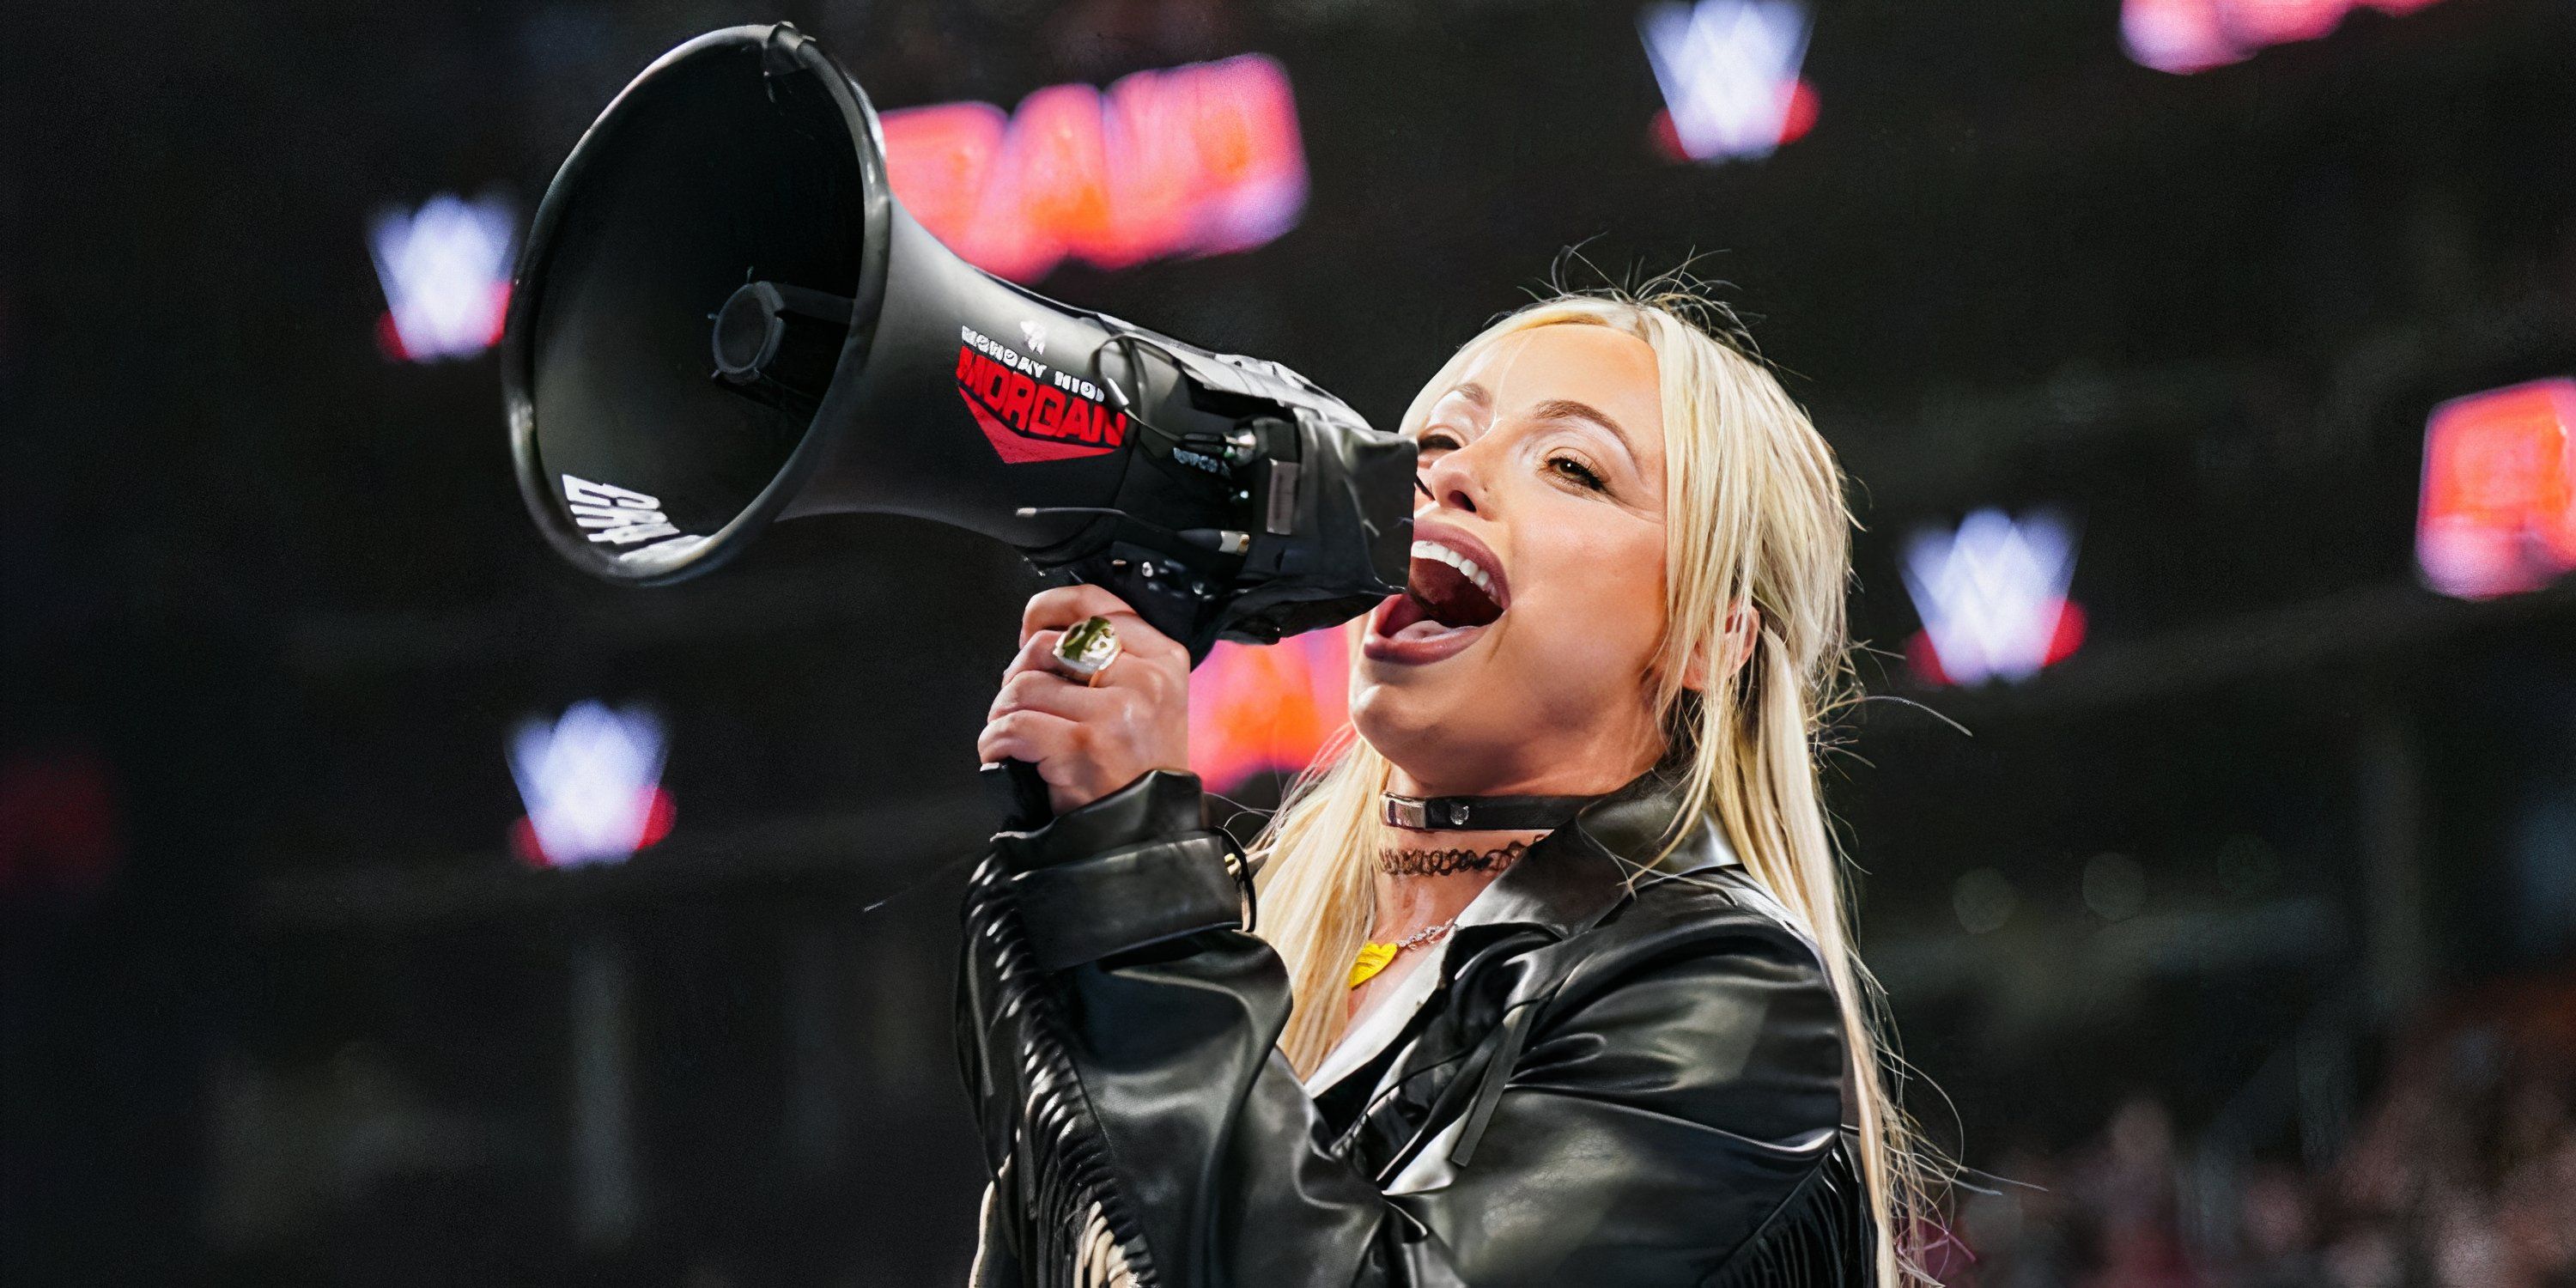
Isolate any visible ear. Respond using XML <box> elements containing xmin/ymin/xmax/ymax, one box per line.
<box><xmin>1678</xmin><ymin>600</ymin><xmax>1761</xmax><ymax>694</ymax></box>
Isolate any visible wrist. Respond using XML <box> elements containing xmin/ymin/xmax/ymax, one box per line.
<box><xmin>1002</xmin><ymin>768</ymin><xmax>1207</xmax><ymax>869</ymax></box>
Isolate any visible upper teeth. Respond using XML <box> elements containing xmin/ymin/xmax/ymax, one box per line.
<box><xmin>1413</xmin><ymin>539</ymin><xmax>1498</xmax><ymax>598</ymax></box>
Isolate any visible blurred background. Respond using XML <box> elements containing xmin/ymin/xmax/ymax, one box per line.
<box><xmin>3</xmin><ymin>1</ymin><xmax>2572</xmax><ymax>1285</ymax></box>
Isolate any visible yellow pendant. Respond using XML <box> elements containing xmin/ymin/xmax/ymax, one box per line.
<box><xmin>1349</xmin><ymin>942</ymin><xmax>1400</xmax><ymax>989</ymax></box>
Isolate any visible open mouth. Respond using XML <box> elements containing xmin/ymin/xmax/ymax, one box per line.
<box><xmin>1365</xmin><ymin>526</ymin><xmax>1509</xmax><ymax>665</ymax></box>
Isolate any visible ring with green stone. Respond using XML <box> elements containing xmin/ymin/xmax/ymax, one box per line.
<box><xmin>1052</xmin><ymin>615</ymin><xmax>1122</xmax><ymax>686</ymax></box>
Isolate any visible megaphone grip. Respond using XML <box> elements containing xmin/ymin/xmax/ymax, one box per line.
<box><xmin>983</xmin><ymin>758</ymin><xmax>1056</xmax><ymax>830</ymax></box>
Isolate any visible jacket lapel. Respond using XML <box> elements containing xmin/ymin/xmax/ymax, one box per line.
<box><xmin>1341</xmin><ymin>766</ymin><xmax>1744</xmax><ymax>1178</ymax></box>
<box><xmin>1450</xmin><ymin>763</ymin><xmax>1736</xmax><ymax>938</ymax></box>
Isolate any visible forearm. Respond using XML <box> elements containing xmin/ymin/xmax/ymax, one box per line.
<box><xmin>956</xmin><ymin>770</ymin><xmax>1394</xmax><ymax>1285</ymax></box>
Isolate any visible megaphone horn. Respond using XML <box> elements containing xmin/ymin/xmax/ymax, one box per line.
<box><xmin>502</xmin><ymin>23</ymin><xmax>1413</xmax><ymax>660</ymax></box>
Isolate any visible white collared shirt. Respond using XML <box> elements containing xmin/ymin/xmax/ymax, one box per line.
<box><xmin>1298</xmin><ymin>873</ymin><xmax>1517</xmax><ymax>1098</ymax></box>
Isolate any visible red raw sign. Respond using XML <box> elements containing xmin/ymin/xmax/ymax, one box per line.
<box><xmin>881</xmin><ymin>55</ymin><xmax>1307</xmax><ymax>283</ymax></box>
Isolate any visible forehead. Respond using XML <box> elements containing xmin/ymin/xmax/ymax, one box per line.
<box><xmin>1443</xmin><ymin>325</ymin><xmax>1663</xmax><ymax>438</ymax></box>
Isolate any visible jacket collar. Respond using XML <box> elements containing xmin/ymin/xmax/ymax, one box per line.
<box><xmin>1452</xmin><ymin>763</ymin><xmax>1738</xmax><ymax>939</ymax></box>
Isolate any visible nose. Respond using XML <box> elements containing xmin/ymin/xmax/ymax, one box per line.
<box><xmin>1417</xmin><ymin>437</ymin><xmax>1489</xmax><ymax>516</ymax></box>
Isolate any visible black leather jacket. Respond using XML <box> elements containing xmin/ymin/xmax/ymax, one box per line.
<box><xmin>957</xmin><ymin>766</ymin><xmax>1873</xmax><ymax>1287</ymax></box>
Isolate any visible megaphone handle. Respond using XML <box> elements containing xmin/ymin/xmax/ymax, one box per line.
<box><xmin>982</xmin><ymin>758</ymin><xmax>1055</xmax><ymax>830</ymax></box>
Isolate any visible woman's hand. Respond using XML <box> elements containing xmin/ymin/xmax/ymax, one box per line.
<box><xmin>978</xmin><ymin>586</ymin><xmax>1192</xmax><ymax>816</ymax></box>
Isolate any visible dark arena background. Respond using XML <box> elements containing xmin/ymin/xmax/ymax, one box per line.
<box><xmin>5</xmin><ymin>2</ymin><xmax>2573</xmax><ymax>1285</ymax></box>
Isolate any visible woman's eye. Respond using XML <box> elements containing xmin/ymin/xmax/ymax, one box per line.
<box><xmin>1415</xmin><ymin>432</ymin><xmax>1461</xmax><ymax>456</ymax></box>
<box><xmin>1549</xmin><ymin>455</ymin><xmax>1607</xmax><ymax>491</ymax></box>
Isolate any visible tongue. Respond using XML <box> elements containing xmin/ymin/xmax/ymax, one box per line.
<box><xmin>1407</xmin><ymin>558</ymin><xmax>1503</xmax><ymax>629</ymax></box>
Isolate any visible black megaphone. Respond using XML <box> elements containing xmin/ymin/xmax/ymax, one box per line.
<box><xmin>501</xmin><ymin>23</ymin><xmax>1413</xmax><ymax>667</ymax></box>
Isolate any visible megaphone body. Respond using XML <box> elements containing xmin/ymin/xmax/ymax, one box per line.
<box><xmin>504</xmin><ymin>23</ymin><xmax>1413</xmax><ymax>659</ymax></box>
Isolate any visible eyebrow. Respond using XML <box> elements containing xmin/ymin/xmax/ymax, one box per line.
<box><xmin>1428</xmin><ymin>386</ymin><xmax>1637</xmax><ymax>465</ymax></box>
<box><xmin>1529</xmin><ymin>398</ymin><xmax>1637</xmax><ymax>460</ymax></box>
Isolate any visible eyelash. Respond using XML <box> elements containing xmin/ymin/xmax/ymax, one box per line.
<box><xmin>1413</xmin><ymin>432</ymin><xmax>1609</xmax><ymax>495</ymax></box>
<box><xmin>1549</xmin><ymin>456</ymin><xmax>1608</xmax><ymax>491</ymax></box>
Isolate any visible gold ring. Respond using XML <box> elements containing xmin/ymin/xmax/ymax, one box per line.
<box><xmin>1052</xmin><ymin>615</ymin><xmax>1121</xmax><ymax>687</ymax></box>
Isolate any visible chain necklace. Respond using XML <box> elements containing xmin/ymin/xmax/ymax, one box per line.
<box><xmin>1349</xmin><ymin>920</ymin><xmax>1456</xmax><ymax>989</ymax></box>
<box><xmin>1352</xmin><ymin>840</ymin><xmax>1531</xmax><ymax>987</ymax></box>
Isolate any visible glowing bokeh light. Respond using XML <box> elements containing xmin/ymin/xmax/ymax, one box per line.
<box><xmin>880</xmin><ymin>55</ymin><xmax>1307</xmax><ymax>283</ymax></box>
<box><xmin>368</xmin><ymin>192</ymin><xmax>515</xmax><ymax>361</ymax></box>
<box><xmin>1188</xmin><ymin>631</ymin><xmax>1351</xmax><ymax>795</ymax></box>
<box><xmin>2122</xmin><ymin>0</ymin><xmax>2452</xmax><ymax>75</ymax></box>
<box><xmin>2416</xmin><ymin>378</ymin><xmax>2576</xmax><ymax>600</ymax></box>
<box><xmin>0</xmin><ymin>752</ymin><xmax>121</xmax><ymax>898</ymax></box>
<box><xmin>1902</xmin><ymin>508</ymin><xmax>2087</xmax><ymax>686</ymax></box>
<box><xmin>507</xmin><ymin>701</ymin><xmax>674</xmax><ymax>868</ymax></box>
<box><xmin>1638</xmin><ymin>0</ymin><xmax>1816</xmax><ymax>163</ymax></box>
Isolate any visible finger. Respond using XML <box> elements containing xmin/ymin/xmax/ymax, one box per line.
<box><xmin>1021</xmin><ymin>585</ymin><xmax>1139</xmax><ymax>641</ymax></box>
<box><xmin>1041</xmin><ymin>611</ymin><xmax>1190</xmax><ymax>673</ymax></box>
<box><xmin>994</xmin><ymin>626</ymin><xmax>1118</xmax><ymax>680</ymax></box>
<box><xmin>1013</xmin><ymin>612</ymin><xmax>1188</xmax><ymax>677</ymax></box>
<box><xmin>1091</xmin><ymin>611</ymin><xmax>1189</xmax><ymax>665</ymax></box>
<box><xmin>987</xmin><ymin>667</ymin><xmax>1117</xmax><ymax>722</ymax></box>
<box><xmin>1000</xmin><ymin>631</ymin><xmax>1136</xmax><ymax>695</ymax></box>
<box><xmin>976</xmin><ymin>709</ymin><xmax>1083</xmax><ymax>771</ymax></box>
<box><xmin>1018</xmin><ymin>591</ymin><xmax>1188</xmax><ymax>663</ymax></box>
<box><xmin>999</xmin><ymin>632</ymin><xmax>1181</xmax><ymax>728</ymax></box>
<box><xmin>1001</xmin><ymin>630</ymin><xmax>1068</xmax><ymax>681</ymax></box>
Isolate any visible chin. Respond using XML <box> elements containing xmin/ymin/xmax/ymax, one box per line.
<box><xmin>1350</xmin><ymin>678</ymin><xmax>1481</xmax><ymax>778</ymax></box>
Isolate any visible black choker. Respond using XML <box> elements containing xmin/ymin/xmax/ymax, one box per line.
<box><xmin>1381</xmin><ymin>792</ymin><xmax>1599</xmax><ymax>832</ymax></box>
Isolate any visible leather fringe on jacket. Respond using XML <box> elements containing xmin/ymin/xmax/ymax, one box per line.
<box><xmin>957</xmin><ymin>767</ymin><xmax>1876</xmax><ymax>1287</ymax></box>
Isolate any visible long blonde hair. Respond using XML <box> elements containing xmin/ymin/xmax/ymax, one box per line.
<box><xmin>1248</xmin><ymin>285</ymin><xmax>1938</xmax><ymax>1285</ymax></box>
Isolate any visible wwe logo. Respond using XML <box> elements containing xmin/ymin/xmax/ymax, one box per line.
<box><xmin>1639</xmin><ymin>0</ymin><xmax>1812</xmax><ymax>162</ymax></box>
<box><xmin>507</xmin><ymin>701</ymin><xmax>673</xmax><ymax>868</ymax></box>
<box><xmin>368</xmin><ymin>192</ymin><xmax>516</xmax><ymax>361</ymax></box>
<box><xmin>1018</xmin><ymin>319</ymin><xmax>1048</xmax><ymax>355</ymax></box>
<box><xmin>1901</xmin><ymin>508</ymin><xmax>2087</xmax><ymax>686</ymax></box>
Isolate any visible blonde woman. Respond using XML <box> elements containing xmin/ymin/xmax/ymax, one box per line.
<box><xmin>963</xmin><ymin>285</ymin><xmax>1931</xmax><ymax>1286</ymax></box>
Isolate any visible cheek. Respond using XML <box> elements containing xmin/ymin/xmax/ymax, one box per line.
<box><xmin>1507</xmin><ymin>526</ymin><xmax>1668</xmax><ymax>676</ymax></box>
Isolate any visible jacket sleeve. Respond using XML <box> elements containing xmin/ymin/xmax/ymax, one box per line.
<box><xmin>957</xmin><ymin>770</ymin><xmax>1867</xmax><ymax>1288</ymax></box>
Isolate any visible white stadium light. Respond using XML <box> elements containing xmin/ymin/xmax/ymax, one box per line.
<box><xmin>368</xmin><ymin>192</ymin><xmax>517</xmax><ymax>361</ymax></box>
<box><xmin>507</xmin><ymin>701</ymin><xmax>672</xmax><ymax>868</ymax></box>
<box><xmin>1638</xmin><ymin>0</ymin><xmax>1814</xmax><ymax>163</ymax></box>
<box><xmin>1901</xmin><ymin>508</ymin><xmax>2087</xmax><ymax>686</ymax></box>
